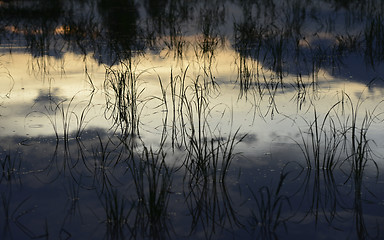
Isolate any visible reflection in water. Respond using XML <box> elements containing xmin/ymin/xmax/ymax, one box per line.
<box><xmin>247</xmin><ymin>170</ymin><xmax>292</xmax><ymax>240</ymax></box>
<box><xmin>1</xmin><ymin>0</ymin><xmax>384</xmax><ymax>239</ymax></box>
<box><xmin>98</xmin><ymin>0</ymin><xmax>143</xmax><ymax>62</ymax></box>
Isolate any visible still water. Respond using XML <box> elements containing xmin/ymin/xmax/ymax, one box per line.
<box><xmin>1</xmin><ymin>0</ymin><xmax>384</xmax><ymax>239</ymax></box>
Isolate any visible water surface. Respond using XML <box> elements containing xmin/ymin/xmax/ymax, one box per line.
<box><xmin>1</xmin><ymin>0</ymin><xmax>384</xmax><ymax>239</ymax></box>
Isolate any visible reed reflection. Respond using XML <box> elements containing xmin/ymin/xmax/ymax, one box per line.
<box><xmin>98</xmin><ymin>0</ymin><xmax>144</xmax><ymax>62</ymax></box>
<box><xmin>0</xmin><ymin>0</ymin><xmax>383</xmax><ymax>81</ymax></box>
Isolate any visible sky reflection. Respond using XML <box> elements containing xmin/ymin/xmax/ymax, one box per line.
<box><xmin>1</xmin><ymin>0</ymin><xmax>384</xmax><ymax>239</ymax></box>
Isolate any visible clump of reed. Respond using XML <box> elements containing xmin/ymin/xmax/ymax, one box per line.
<box><xmin>28</xmin><ymin>91</ymin><xmax>95</xmax><ymax>143</ymax></box>
<box><xmin>295</xmin><ymin>101</ymin><xmax>344</xmax><ymax>171</ymax></box>
<box><xmin>289</xmin><ymin>89</ymin><xmax>383</xmax><ymax>237</ymax></box>
<box><xmin>341</xmin><ymin>92</ymin><xmax>382</xmax><ymax>180</ymax></box>
<box><xmin>182</xmin><ymin>130</ymin><xmax>244</xmax><ymax>239</ymax></box>
<box><xmin>23</xmin><ymin>90</ymin><xmax>97</xmax><ymax>183</ymax></box>
<box><xmin>157</xmin><ymin>67</ymin><xmax>189</xmax><ymax>150</ymax></box>
<box><xmin>194</xmin><ymin>5</ymin><xmax>225</xmax><ymax>88</ymax></box>
<box><xmin>179</xmin><ymin>76</ymin><xmax>243</xmax><ymax>181</ymax></box>
<box><xmin>175</xmin><ymin>76</ymin><xmax>244</xmax><ymax>237</ymax></box>
<box><xmin>156</xmin><ymin>68</ymin><xmax>246</xmax><ymax>237</ymax></box>
<box><xmin>164</xmin><ymin>29</ymin><xmax>187</xmax><ymax>60</ymax></box>
<box><xmin>104</xmin><ymin>60</ymin><xmax>147</xmax><ymax>138</ymax></box>
<box><xmin>294</xmin><ymin>90</ymin><xmax>382</xmax><ymax>176</ymax></box>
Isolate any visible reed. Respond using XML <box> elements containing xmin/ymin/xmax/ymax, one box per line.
<box><xmin>176</xmin><ymin>76</ymin><xmax>245</xmax><ymax>237</ymax></box>
<box><xmin>27</xmin><ymin>91</ymin><xmax>94</xmax><ymax>144</ymax></box>
<box><xmin>158</xmin><ymin>67</ymin><xmax>189</xmax><ymax>150</ymax></box>
<box><xmin>292</xmin><ymin>89</ymin><xmax>382</xmax><ymax>230</ymax></box>
<box><xmin>104</xmin><ymin>60</ymin><xmax>147</xmax><ymax>138</ymax></box>
<box><xmin>351</xmin><ymin>159</ymin><xmax>380</xmax><ymax>240</ymax></box>
<box><xmin>163</xmin><ymin>27</ymin><xmax>187</xmax><ymax>60</ymax></box>
<box><xmin>183</xmin><ymin>130</ymin><xmax>244</xmax><ymax>239</ymax></box>
<box><xmin>341</xmin><ymin>92</ymin><xmax>382</xmax><ymax>181</ymax></box>
<box><xmin>295</xmin><ymin>101</ymin><xmax>344</xmax><ymax>170</ymax></box>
